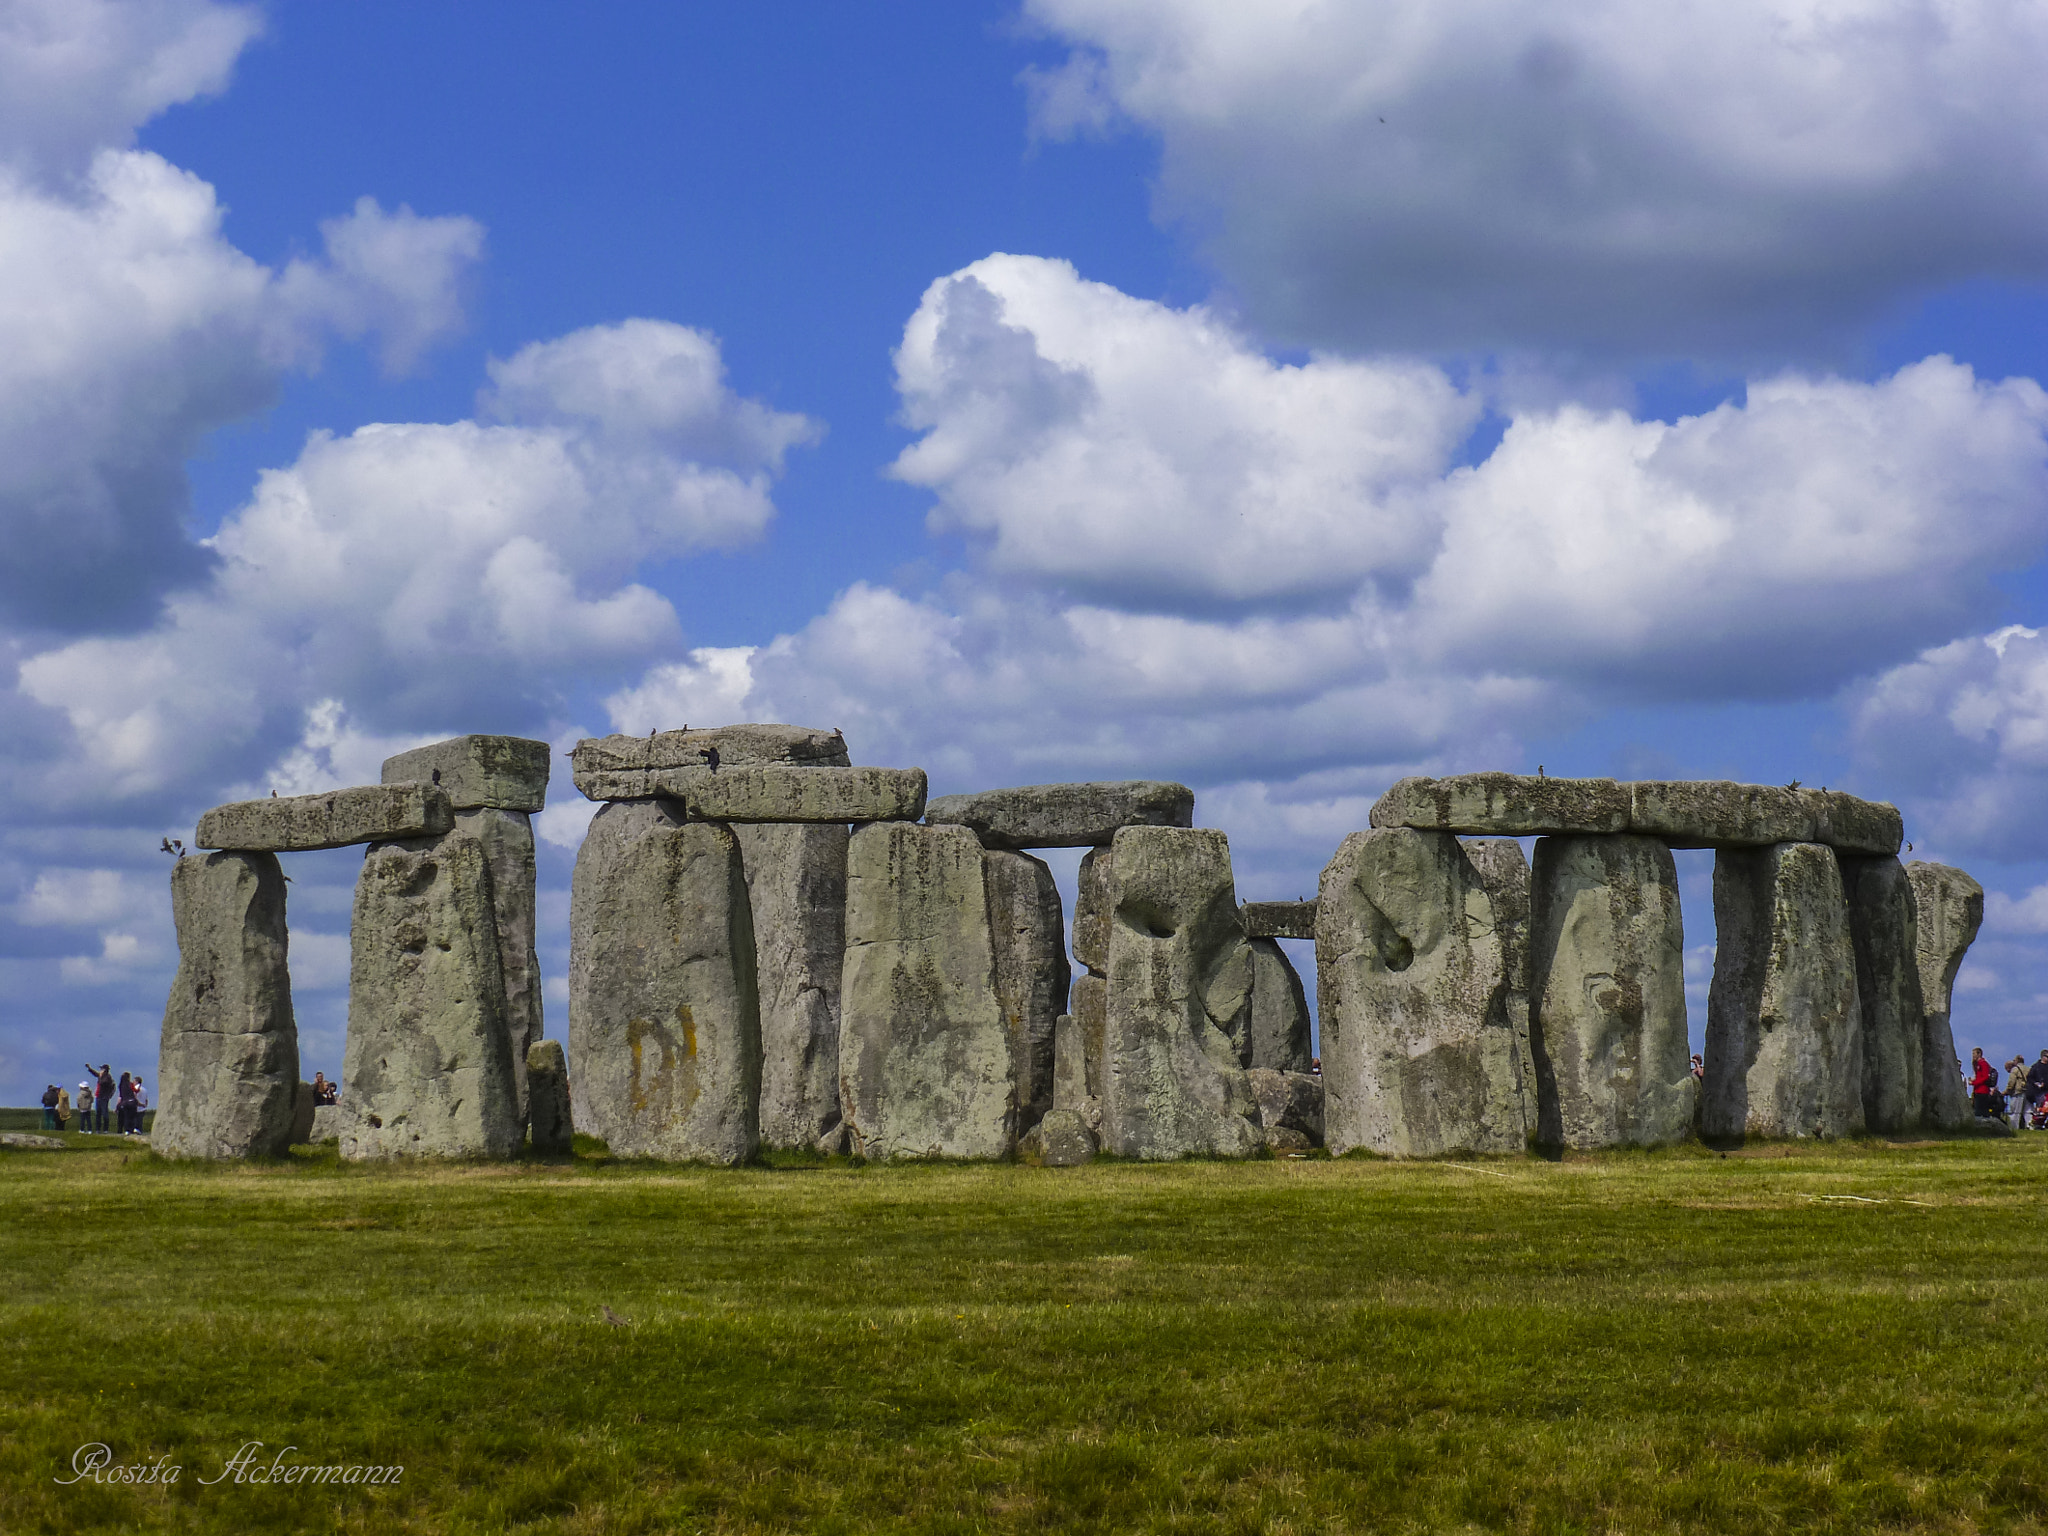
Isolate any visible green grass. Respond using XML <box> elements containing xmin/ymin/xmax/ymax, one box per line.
<box><xmin>3</xmin><ymin>1134</ymin><xmax>2047</xmax><ymax>1534</ymax></box>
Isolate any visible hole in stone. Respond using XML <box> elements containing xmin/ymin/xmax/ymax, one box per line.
<box><xmin>367</xmin><ymin>1115</ymin><xmax>382</xmax><ymax>1129</ymax></box>
<box><xmin>1117</xmin><ymin>899</ymin><xmax>1176</xmax><ymax>941</ymax></box>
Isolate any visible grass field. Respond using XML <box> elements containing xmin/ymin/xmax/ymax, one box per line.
<box><xmin>4</xmin><ymin>1131</ymin><xmax>2047</xmax><ymax>1535</ymax></box>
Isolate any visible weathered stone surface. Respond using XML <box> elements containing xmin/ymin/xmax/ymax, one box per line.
<box><xmin>1317</xmin><ymin>828</ymin><xmax>1523</xmax><ymax>1157</ymax></box>
<box><xmin>567</xmin><ymin>802</ymin><xmax>760</xmax><ymax>1164</ymax></box>
<box><xmin>1372</xmin><ymin>774</ymin><xmax>1630</xmax><ymax>838</ymax></box>
<box><xmin>1907</xmin><ymin>861</ymin><xmax>1983</xmax><ymax>1131</ymax></box>
<box><xmin>289</xmin><ymin>1081</ymin><xmax>316</xmax><ymax>1146</ymax></box>
<box><xmin>1627</xmin><ymin>781</ymin><xmax>1818</xmax><ymax>848</ymax></box>
<box><xmin>573</xmin><ymin>725</ymin><xmax>851</xmax><ymax>796</ymax></box>
<box><xmin>1247</xmin><ymin>938</ymin><xmax>1313</xmax><ymax>1072</ymax></box>
<box><xmin>343</xmin><ymin>834</ymin><xmax>521</xmax><ymax>1160</ymax></box>
<box><xmin>1528</xmin><ymin>835</ymin><xmax>1695</xmax><ymax>1149</ymax></box>
<box><xmin>1018</xmin><ymin>1107</ymin><xmax>1098</xmax><ymax>1165</ymax></box>
<box><xmin>1073</xmin><ymin>848</ymin><xmax>1111</xmax><ymax>974</ymax></box>
<box><xmin>1065</xmin><ymin>975</ymin><xmax>1108</xmax><ymax>1131</ymax></box>
<box><xmin>527</xmin><ymin>1039</ymin><xmax>574</xmax><ymax>1154</ymax></box>
<box><xmin>1839</xmin><ymin>855</ymin><xmax>1926</xmax><ymax>1134</ymax></box>
<box><xmin>984</xmin><ymin>850</ymin><xmax>1069</xmax><ymax>1133</ymax></box>
<box><xmin>198</xmin><ymin>782</ymin><xmax>453</xmax><ymax>852</ymax></box>
<box><xmin>1051</xmin><ymin>1011</ymin><xmax>1101</xmax><ymax>1132</ymax></box>
<box><xmin>450</xmin><ymin>807</ymin><xmax>542</xmax><ymax>1125</ymax></box>
<box><xmin>1462</xmin><ymin>837</ymin><xmax>1535</xmax><ymax>1131</ymax></box>
<box><xmin>1</xmin><ymin>1133</ymin><xmax>65</xmax><ymax>1150</ymax></box>
<box><xmin>1243</xmin><ymin>900</ymin><xmax>1317</xmax><ymax>940</ymax></box>
<box><xmin>382</xmin><ymin>735</ymin><xmax>551</xmax><ymax>812</ymax></box>
<box><xmin>840</xmin><ymin>822</ymin><xmax>1015</xmax><ymax>1160</ymax></box>
<box><xmin>1803</xmin><ymin>791</ymin><xmax>1904</xmax><ymax>857</ymax></box>
<box><xmin>310</xmin><ymin>1104</ymin><xmax>346</xmax><ymax>1143</ymax></box>
<box><xmin>924</xmin><ymin>780</ymin><xmax>1195</xmax><ymax>850</ymax></box>
<box><xmin>1246</xmin><ymin>1067</ymin><xmax>1324</xmax><ymax>1147</ymax></box>
<box><xmin>152</xmin><ymin>851</ymin><xmax>299</xmax><ymax>1160</ymax></box>
<box><xmin>577</xmin><ymin>763</ymin><xmax>926</xmax><ymax>823</ymax></box>
<box><xmin>1704</xmin><ymin>843</ymin><xmax>1864</xmax><ymax>1140</ymax></box>
<box><xmin>733</xmin><ymin>822</ymin><xmax>848</xmax><ymax>1149</ymax></box>
<box><xmin>1100</xmin><ymin>826</ymin><xmax>1263</xmax><ymax>1160</ymax></box>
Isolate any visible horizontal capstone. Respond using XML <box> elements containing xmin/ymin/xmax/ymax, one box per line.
<box><xmin>576</xmin><ymin>763</ymin><xmax>926</xmax><ymax>823</ymax></box>
<box><xmin>381</xmin><ymin>735</ymin><xmax>550</xmax><ymax>812</ymax></box>
<box><xmin>1242</xmin><ymin>900</ymin><xmax>1317</xmax><ymax>940</ymax></box>
<box><xmin>571</xmin><ymin>724</ymin><xmax>848</xmax><ymax>798</ymax></box>
<box><xmin>923</xmin><ymin>780</ymin><xmax>1194</xmax><ymax>849</ymax></box>
<box><xmin>197</xmin><ymin>782</ymin><xmax>453</xmax><ymax>852</ymax></box>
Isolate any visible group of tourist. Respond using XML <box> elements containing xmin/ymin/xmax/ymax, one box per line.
<box><xmin>1967</xmin><ymin>1047</ymin><xmax>2048</xmax><ymax>1127</ymax></box>
<box><xmin>37</xmin><ymin>1064</ymin><xmax>148</xmax><ymax>1135</ymax></box>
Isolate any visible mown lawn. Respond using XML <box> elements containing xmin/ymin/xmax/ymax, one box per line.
<box><xmin>2</xmin><ymin>1131</ymin><xmax>2045</xmax><ymax>1534</ymax></box>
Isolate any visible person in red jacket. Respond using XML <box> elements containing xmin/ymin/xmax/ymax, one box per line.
<box><xmin>1970</xmin><ymin>1048</ymin><xmax>2005</xmax><ymax>1122</ymax></box>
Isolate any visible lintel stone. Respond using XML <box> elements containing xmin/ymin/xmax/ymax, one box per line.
<box><xmin>923</xmin><ymin>780</ymin><xmax>1194</xmax><ymax>849</ymax></box>
<box><xmin>1242</xmin><ymin>900</ymin><xmax>1316</xmax><ymax>940</ymax></box>
<box><xmin>197</xmin><ymin>782</ymin><xmax>452</xmax><ymax>852</ymax></box>
<box><xmin>571</xmin><ymin>724</ymin><xmax>849</xmax><ymax>797</ymax></box>
<box><xmin>381</xmin><ymin>735</ymin><xmax>550</xmax><ymax>812</ymax></box>
<box><xmin>576</xmin><ymin>763</ymin><xmax>926</xmax><ymax>822</ymax></box>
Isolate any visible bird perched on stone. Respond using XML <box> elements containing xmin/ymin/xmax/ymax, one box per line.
<box><xmin>270</xmin><ymin>789</ymin><xmax>277</xmax><ymax>798</ymax></box>
<box><xmin>700</xmin><ymin>746</ymin><xmax>720</xmax><ymax>772</ymax></box>
<box><xmin>431</xmin><ymin>769</ymin><xmax>441</xmax><ymax>785</ymax></box>
<box><xmin>601</xmin><ymin>1305</ymin><xmax>632</xmax><ymax>1327</ymax></box>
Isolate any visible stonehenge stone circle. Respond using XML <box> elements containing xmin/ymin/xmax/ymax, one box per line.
<box><xmin>1838</xmin><ymin>855</ymin><xmax>1926</xmax><ymax>1133</ymax></box>
<box><xmin>152</xmin><ymin>851</ymin><xmax>299</xmax><ymax>1159</ymax></box>
<box><xmin>1246</xmin><ymin>937</ymin><xmax>1313</xmax><ymax>1073</ymax></box>
<box><xmin>1908</xmin><ymin>861</ymin><xmax>1983</xmax><ymax>1130</ymax></box>
<box><xmin>1242</xmin><ymin>900</ymin><xmax>1316</xmax><ymax>940</ymax></box>
<box><xmin>1317</xmin><ymin>828</ymin><xmax>1524</xmax><ymax>1157</ymax></box>
<box><xmin>198</xmin><ymin>781</ymin><xmax>453</xmax><ymax>853</ymax></box>
<box><xmin>983</xmin><ymin>849</ymin><xmax>1069</xmax><ymax>1133</ymax></box>
<box><xmin>1527</xmin><ymin>835</ymin><xmax>1695</xmax><ymax>1149</ymax></box>
<box><xmin>1704</xmin><ymin>843</ymin><xmax>1864</xmax><ymax>1140</ymax></box>
<box><xmin>578</xmin><ymin>762</ymin><xmax>926</xmax><ymax>823</ymax></box>
<box><xmin>567</xmin><ymin>801</ymin><xmax>760</xmax><ymax>1164</ymax></box>
<box><xmin>382</xmin><ymin>734</ymin><xmax>550</xmax><ymax>812</ymax></box>
<box><xmin>1099</xmin><ymin>825</ymin><xmax>1263</xmax><ymax>1160</ymax></box>
<box><xmin>526</xmin><ymin>1039</ymin><xmax>574</xmax><ymax>1154</ymax></box>
<box><xmin>1462</xmin><ymin>837</ymin><xmax>1534</xmax><ymax>1131</ymax></box>
<box><xmin>343</xmin><ymin>833</ymin><xmax>521</xmax><ymax>1160</ymax></box>
<box><xmin>839</xmin><ymin>822</ymin><xmax>1016</xmax><ymax>1160</ymax></box>
<box><xmin>734</xmin><ymin>822</ymin><xmax>848</xmax><ymax>1150</ymax></box>
<box><xmin>924</xmin><ymin>780</ymin><xmax>1195</xmax><ymax>849</ymax></box>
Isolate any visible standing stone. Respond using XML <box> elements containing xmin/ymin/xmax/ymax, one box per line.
<box><xmin>983</xmin><ymin>849</ymin><xmax>1070</xmax><ymax>1134</ymax></box>
<box><xmin>450</xmin><ymin>807</ymin><xmax>542</xmax><ymax>1126</ymax></box>
<box><xmin>1463</xmin><ymin>837</ymin><xmax>1535</xmax><ymax>1130</ymax></box>
<box><xmin>1527</xmin><ymin>835</ymin><xmax>1695</xmax><ymax>1149</ymax></box>
<box><xmin>342</xmin><ymin>834</ymin><xmax>520</xmax><ymax>1160</ymax></box>
<box><xmin>289</xmin><ymin>1081</ymin><xmax>317</xmax><ymax>1146</ymax></box>
<box><xmin>1051</xmin><ymin>1011</ymin><xmax>1100</xmax><ymax>1131</ymax></box>
<box><xmin>1246</xmin><ymin>938</ymin><xmax>1313</xmax><ymax>1072</ymax></box>
<box><xmin>526</xmin><ymin>1039</ymin><xmax>574</xmax><ymax>1154</ymax></box>
<box><xmin>153</xmin><ymin>851</ymin><xmax>299</xmax><ymax>1159</ymax></box>
<box><xmin>567</xmin><ymin>801</ymin><xmax>760</xmax><ymax>1164</ymax></box>
<box><xmin>1316</xmin><ymin>828</ymin><xmax>1522</xmax><ymax>1157</ymax></box>
<box><xmin>1073</xmin><ymin>847</ymin><xmax>1111</xmax><ymax>974</ymax></box>
<box><xmin>1839</xmin><ymin>855</ymin><xmax>1926</xmax><ymax>1133</ymax></box>
<box><xmin>1100</xmin><ymin>826</ymin><xmax>1263</xmax><ymax>1160</ymax></box>
<box><xmin>1064</xmin><ymin>973</ymin><xmax>1108</xmax><ymax>1128</ymax></box>
<box><xmin>839</xmin><ymin>822</ymin><xmax>1015</xmax><ymax>1160</ymax></box>
<box><xmin>732</xmin><ymin>822</ymin><xmax>848</xmax><ymax>1149</ymax></box>
<box><xmin>1907</xmin><ymin>861</ymin><xmax>1983</xmax><ymax>1131</ymax></box>
<box><xmin>1704</xmin><ymin>843</ymin><xmax>1863</xmax><ymax>1140</ymax></box>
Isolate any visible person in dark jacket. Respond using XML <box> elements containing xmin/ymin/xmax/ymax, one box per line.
<box><xmin>87</xmin><ymin>1064</ymin><xmax>113</xmax><ymax>1133</ymax></box>
<box><xmin>40</xmin><ymin>1084</ymin><xmax>58</xmax><ymax>1130</ymax></box>
<box><xmin>2025</xmin><ymin>1051</ymin><xmax>2048</xmax><ymax>1128</ymax></box>
<box><xmin>116</xmin><ymin>1072</ymin><xmax>139</xmax><ymax>1134</ymax></box>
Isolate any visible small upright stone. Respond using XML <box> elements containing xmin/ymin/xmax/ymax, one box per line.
<box><xmin>1245</xmin><ymin>1067</ymin><xmax>1324</xmax><ymax>1149</ymax></box>
<box><xmin>733</xmin><ymin>822</ymin><xmax>848</xmax><ymax>1150</ymax></box>
<box><xmin>1371</xmin><ymin>774</ymin><xmax>1630</xmax><ymax>838</ymax></box>
<box><xmin>526</xmin><ymin>1039</ymin><xmax>574</xmax><ymax>1154</ymax></box>
<box><xmin>1317</xmin><ymin>828</ymin><xmax>1522</xmax><ymax>1157</ymax></box>
<box><xmin>1907</xmin><ymin>861</ymin><xmax>1984</xmax><ymax>1131</ymax></box>
<box><xmin>1018</xmin><ymin>1107</ymin><xmax>1098</xmax><ymax>1166</ymax></box>
<box><xmin>1099</xmin><ymin>826</ymin><xmax>1263</xmax><ymax>1160</ymax></box>
<box><xmin>152</xmin><ymin>851</ymin><xmax>299</xmax><ymax>1159</ymax></box>
<box><xmin>1066</xmin><ymin>974</ymin><xmax>1108</xmax><ymax>1127</ymax></box>
<box><xmin>839</xmin><ymin>822</ymin><xmax>1016</xmax><ymax>1160</ymax></box>
<box><xmin>198</xmin><ymin>782</ymin><xmax>453</xmax><ymax>853</ymax></box>
<box><xmin>1051</xmin><ymin>1012</ymin><xmax>1099</xmax><ymax>1131</ymax></box>
<box><xmin>924</xmin><ymin>780</ymin><xmax>1194</xmax><ymax>849</ymax></box>
<box><xmin>1838</xmin><ymin>855</ymin><xmax>1926</xmax><ymax>1133</ymax></box>
<box><xmin>1246</xmin><ymin>938</ymin><xmax>1313</xmax><ymax>1072</ymax></box>
<box><xmin>567</xmin><ymin>802</ymin><xmax>760</xmax><ymax>1164</ymax></box>
<box><xmin>983</xmin><ymin>850</ymin><xmax>1070</xmax><ymax>1133</ymax></box>
<box><xmin>343</xmin><ymin>834</ymin><xmax>520</xmax><ymax>1160</ymax></box>
<box><xmin>1463</xmin><ymin>837</ymin><xmax>1535</xmax><ymax>1129</ymax></box>
<box><xmin>381</xmin><ymin>734</ymin><xmax>550</xmax><ymax>812</ymax></box>
<box><xmin>1704</xmin><ymin>843</ymin><xmax>1863</xmax><ymax>1140</ymax></box>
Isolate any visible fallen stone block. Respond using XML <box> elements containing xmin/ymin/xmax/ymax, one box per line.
<box><xmin>309</xmin><ymin>1104</ymin><xmax>346</xmax><ymax>1143</ymax></box>
<box><xmin>1242</xmin><ymin>900</ymin><xmax>1316</xmax><ymax>940</ymax></box>
<box><xmin>198</xmin><ymin>782</ymin><xmax>453</xmax><ymax>852</ymax></box>
<box><xmin>1839</xmin><ymin>855</ymin><xmax>1926</xmax><ymax>1134</ymax></box>
<box><xmin>1528</xmin><ymin>835</ymin><xmax>1695</xmax><ymax>1149</ymax></box>
<box><xmin>1</xmin><ymin>1133</ymin><xmax>65</xmax><ymax>1150</ymax></box>
<box><xmin>1247</xmin><ymin>938</ymin><xmax>1313</xmax><ymax>1073</ymax></box>
<box><xmin>1704</xmin><ymin>843</ymin><xmax>1864</xmax><ymax>1140</ymax></box>
<box><xmin>1018</xmin><ymin>1107</ymin><xmax>1098</xmax><ymax>1165</ymax></box>
<box><xmin>526</xmin><ymin>1039</ymin><xmax>574</xmax><ymax>1154</ymax></box>
<box><xmin>984</xmin><ymin>849</ymin><xmax>1069</xmax><ymax>1133</ymax></box>
<box><xmin>840</xmin><ymin>822</ymin><xmax>1015</xmax><ymax>1160</ymax></box>
<box><xmin>734</xmin><ymin>822</ymin><xmax>848</xmax><ymax>1150</ymax></box>
<box><xmin>152</xmin><ymin>851</ymin><xmax>299</xmax><ymax>1160</ymax></box>
<box><xmin>450</xmin><ymin>807</ymin><xmax>543</xmax><ymax>1126</ymax></box>
<box><xmin>567</xmin><ymin>801</ymin><xmax>760</xmax><ymax>1165</ymax></box>
<box><xmin>924</xmin><ymin>780</ymin><xmax>1194</xmax><ymax>849</ymax></box>
<box><xmin>1907</xmin><ymin>861</ymin><xmax>1983</xmax><ymax>1131</ymax></box>
<box><xmin>1246</xmin><ymin>1067</ymin><xmax>1324</xmax><ymax>1148</ymax></box>
<box><xmin>1371</xmin><ymin>773</ymin><xmax>1630</xmax><ymax>838</ymax></box>
<box><xmin>576</xmin><ymin>763</ymin><xmax>926</xmax><ymax>823</ymax></box>
<box><xmin>343</xmin><ymin>833</ymin><xmax>521</xmax><ymax>1160</ymax></box>
<box><xmin>1100</xmin><ymin>826</ymin><xmax>1263</xmax><ymax>1160</ymax></box>
<box><xmin>1317</xmin><ymin>828</ymin><xmax>1524</xmax><ymax>1157</ymax></box>
<box><xmin>381</xmin><ymin>734</ymin><xmax>551</xmax><ymax>812</ymax></box>
<box><xmin>572</xmin><ymin>724</ymin><xmax>850</xmax><ymax>797</ymax></box>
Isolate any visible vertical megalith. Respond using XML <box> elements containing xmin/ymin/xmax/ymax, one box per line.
<box><xmin>1839</xmin><ymin>855</ymin><xmax>1927</xmax><ymax>1133</ymax></box>
<box><xmin>839</xmin><ymin>822</ymin><xmax>1015</xmax><ymax>1160</ymax></box>
<box><xmin>567</xmin><ymin>800</ymin><xmax>760</xmax><ymax>1164</ymax></box>
<box><xmin>153</xmin><ymin>851</ymin><xmax>299</xmax><ymax>1159</ymax></box>
<box><xmin>1316</xmin><ymin>828</ymin><xmax>1522</xmax><ymax>1157</ymax></box>
<box><xmin>1704</xmin><ymin>843</ymin><xmax>1863</xmax><ymax>1140</ymax></box>
<box><xmin>451</xmin><ymin>807</ymin><xmax>542</xmax><ymax>1126</ymax></box>
<box><xmin>342</xmin><ymin>834</ymin><xmax>520</xmax><ymax>1160</ymax></box>
<box><xmin>1073</xmin><ymin>847</ymin><xmax>1111</xmax><ymax>976</ymax></box>
<box><xmin>526</xmin><ymin>1039</ymin><xmax>574</xmax><ymax>1154</ymax></box>
<box><xmin>733</xmin><ymin>822</ymin><xmax>848</xmax><ymax>1149</ymax></box>
<box><xmin>1246</xmin><ymin>938</ymin><xmax>1313</xmax><ymax>1072</ymax></box>
<box><xmin>1907</xmin><ymin>861</ymin><xmax>1983</xmax><ymax>1131</ymax></box>
<box><xmin>1527</xmin><ymin>835</ymin><xmax>1694</xmax><ymax>1149</ymax></box>
<box><xmin>1463</xmin><ymin>837</ymin><xmax>1535</xmax><ymax>1128</ymax></box>
<box><xmin>1100</xmin><ymin>826</ymin><xmax>1262</xmax><ymax>1160</ymax></box>
<box><xmin>984</xmin><ymin>849</ymin><xmax>1070</xmax><ymax>1134</ymax></box>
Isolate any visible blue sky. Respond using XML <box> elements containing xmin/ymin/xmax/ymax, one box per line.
<box><xmin>7</xmin><ymin>0</ymin><xmax>2048</xmax><ymax>1105</ymax></box>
